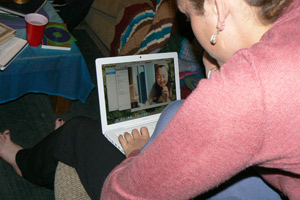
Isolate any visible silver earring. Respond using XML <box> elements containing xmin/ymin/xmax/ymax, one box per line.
<box><xmin>210</xmin><ymin>33</ymin><xmax>218</xmax><ymax>45</ymax></box>
<box><xmin>210</xmin><ymin>28</ymin><xmax>220</xmax><ymax>45</ymax></box>
<box><xmin>210</xmin><ymin>23</ymin><xmax>224</xmax><ymax>45</ymax></box>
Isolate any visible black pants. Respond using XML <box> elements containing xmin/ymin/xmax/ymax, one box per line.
<box><xmin>15</xmin><ymin>116</ymin><xmax>124</xmax><ymax>200</ymax></box>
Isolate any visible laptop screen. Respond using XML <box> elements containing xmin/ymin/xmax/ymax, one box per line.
<box><xmin>102</xmin><ymin>57</ymin><xmax>177</xmax><ymax>125</ymax></box>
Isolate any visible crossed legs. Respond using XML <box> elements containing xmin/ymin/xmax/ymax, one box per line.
<box><xmin>0</xmin><ymin>119</ymin><xmax>66</xmax><ymax>178</ymax></box>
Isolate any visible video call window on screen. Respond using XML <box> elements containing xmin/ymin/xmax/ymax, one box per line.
<box><xmin>103</xmin><ymin>58</ymin><xmax>176</xmax><ymax>125</ymax></box>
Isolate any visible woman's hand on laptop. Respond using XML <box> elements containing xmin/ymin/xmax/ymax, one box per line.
<box><xmin>119</xmin><ymin>127</ymin><xmax>150</xmax><ymax>157</ymax></box>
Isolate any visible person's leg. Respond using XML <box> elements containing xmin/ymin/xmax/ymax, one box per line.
<box><xmin>14</xmin><ymin>118</ymin><xmax>72</xmax><ymax>189</ymax></box>
<box><xmin>201</xmin><ymin>168</ymin><xmax>282</xmax><ymax>200</ymax></box>
<box><xmin>14</xmin><ymin>116</ymin><xmax>124</xmax><ymax>199</ymax></box>
<box><xmin>0</xmin><ymin>130</ymin><xmax>23</xmax><ymax>177</ymax></box>
<box><xmin>0</xmin><ymin>118</ymin><xmax>66</xmax><ymax>180</ymax></box>
<box><xmin>51</xmin><ymin>116</ymin><xmax>125</xmax><ymax>200</ymax></box>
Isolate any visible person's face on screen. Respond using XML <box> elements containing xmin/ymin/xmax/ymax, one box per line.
<box><xmin>156</xmin><ymin>66</ymin><xmax>168</xmax><ymax>87</ymax></box>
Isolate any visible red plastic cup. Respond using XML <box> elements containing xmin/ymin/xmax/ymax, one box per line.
<box><xmin>25</xmin><ymin>13</ymin><xmax>48</xmax><ymax>47</ymax></box>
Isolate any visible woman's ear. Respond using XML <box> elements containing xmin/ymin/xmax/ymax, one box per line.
<box><xmin>214</xmin><ymin>0</ymin><xmax>229</xmax><ymax>30</ymax></box>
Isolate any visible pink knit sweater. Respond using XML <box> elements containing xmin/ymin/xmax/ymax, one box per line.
<box><xmin>101</xmin><ymin>1</ymin><xmax>300</xmax><ymax>199</ymax></box>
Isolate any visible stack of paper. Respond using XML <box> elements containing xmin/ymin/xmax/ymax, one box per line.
<box><xmin>0</xmin><ymin>22</ymin><xmax>15</xmax><ymax>45</ymax></box>
<box><xmin>0</xmin><ymin>36</ymin><xmax>28</xmax><ymax>71</ymax></box>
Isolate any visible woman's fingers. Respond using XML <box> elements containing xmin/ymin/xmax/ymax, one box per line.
<box><xmin>140</xmin><ymin>127</ymin><xmax>150</xmax><ymax>138</ymax></box>
<box><xmin>118</xmin><ymin>128</ymin><xmax>150</xmax><ymax>157</ymax></box>
<box><xmin>132</xmin><ymin>129</ymin><xmax>140</xmax><ymax>139</ymax></box>
<box><xmin>118</xmin><ymin>134</ymin><xmax>128</xmax><ymax>148</ymax></box>
<box><xmin>124</xmin><ymin>132</ymin><xmax>133</xmax><ymax>142</ymax></box>
<box><xmin>122</xmin><ymin>128</ymin><xmax>149</xmax><ymax>142</ymax></box>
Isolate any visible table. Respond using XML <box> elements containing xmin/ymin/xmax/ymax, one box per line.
<box><xmin>0</xmin><ymin>2</ymin><xmax>95</xmax><ymax>113</ymax></box>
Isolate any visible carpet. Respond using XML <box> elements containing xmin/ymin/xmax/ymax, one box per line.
<box><xmin>0</xmin><ymin>27</ymin><xmax>103</xmax><ymax>200</ymax></box>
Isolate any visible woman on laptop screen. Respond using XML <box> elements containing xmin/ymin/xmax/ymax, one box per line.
<box><xmin>145</xmin><ymin>64</ymin><xmax>172</xmax><ymax>105</ymax></box>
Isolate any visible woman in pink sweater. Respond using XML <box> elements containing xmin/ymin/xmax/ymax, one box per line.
<box><xmin>1</xmin><ymin>0</ymin><xmax>300</xmax><ymax>199</ymax></box>
<box><xmin>102</xmin><ymin>0</ymin><xmax>300</xmax><ymax>199</ymax></box>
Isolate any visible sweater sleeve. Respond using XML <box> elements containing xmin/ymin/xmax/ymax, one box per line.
<box><xmin>101</xmin><ymin>52</ymin><xmax>266</xmax><ymax>200</ymax></box>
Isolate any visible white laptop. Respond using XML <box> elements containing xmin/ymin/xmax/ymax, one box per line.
<box><xmin>95</xmin><ymin>52</ymin><xmax>181</xmax><ymax>154</ymax></box>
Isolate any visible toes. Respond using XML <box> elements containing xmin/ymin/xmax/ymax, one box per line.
<box><xmin>54</xmin><ymin>118</ymin><xmax>66</xmax><ymax>130</ymax></box>
<box><xmin>56</xmin><ymin>118</ymin><xmax>66</xmax><ymax>125</ymax></box>
<box><xmin>0</xmin><ymin>130</ymin><xmax>10</xmax><ymax>135</ymax></box>
<box><xmin>0</xmin><ymin>130</ymin><xmax>10</xmax><ymax>141</ymax></box>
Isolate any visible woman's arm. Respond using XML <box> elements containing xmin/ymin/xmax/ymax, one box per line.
<box><xmin>101</xmin><ymin>55</ymin><xmax>265</xmax><ymax>199</ymax></box>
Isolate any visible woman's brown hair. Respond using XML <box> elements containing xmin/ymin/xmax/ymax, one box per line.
<box><xmin>246</xmin><ymin>0</ymin><xmax>293</xmax><ymax>24</ymax></box>
<box><xmin>188</xmin><ymin>0</ymin><xmax>293</xmax><ymax>24</ymax></box>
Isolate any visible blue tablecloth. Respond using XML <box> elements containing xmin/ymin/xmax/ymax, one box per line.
<box><xmin>0</xmin><ymin>2</ymin><xmax>95</xmax><ymax>104</ymax></box>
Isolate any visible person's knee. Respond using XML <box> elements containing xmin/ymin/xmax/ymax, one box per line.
<box><xmin>168</xmin><ymin>100</ymin><xmax>184</xmax><ymax>108</ymax></box>
<box><xmin>67</xmin><ymin>116</ymin><xmax>94</xmax><ymax>125</ymax></box>
<box><xmin>162</xmin><ymin>100</ymin><xmax>184</xmax><ymax>116</ymax></box>
<box><xmin>63</xmin><ymin>116</ymin><xmax>100</xmax><ymax>135</ymax></box>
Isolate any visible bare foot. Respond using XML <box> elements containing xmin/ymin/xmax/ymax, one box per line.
<box><xmin>0</xmin><ymin>130</ymin><xmax>23</xmax><ymax>176</ymax></box>
<box><xmin>54</xmin><ymin>118</ymin><xmax>66</xmax><ymax>130</ymax></box>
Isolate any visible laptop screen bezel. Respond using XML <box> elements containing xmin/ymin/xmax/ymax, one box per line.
<box><xmin>95</xmin><ymin>52</ymin><xmax>181</xmax><ymax>132</ymax></box>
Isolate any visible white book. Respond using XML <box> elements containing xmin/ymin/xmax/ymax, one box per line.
<box><xmin>0</xmin><ymin>37</ymin><xmax>28</xmax><ymax>71</ymax></box>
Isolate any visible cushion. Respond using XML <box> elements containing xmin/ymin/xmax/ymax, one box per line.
<box><xmin>91</xmin><ymin>0</ymin><xmax>153</xmax><ymax>18</ymax></box>
<box><xmin>85</xmin><ymin>8</ymin><xmax>117</xmax><ymax>49</ymax></box>
<box><xmin>54</xmin><ymin>161</ymin><xmax>91</xmax><ymax>200</ymax></box>
<box><xmin>110</xmin><ymin>0</ymin><xmax>177</xmax><ymax>56</ymax></box>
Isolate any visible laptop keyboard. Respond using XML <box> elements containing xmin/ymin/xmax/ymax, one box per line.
<box><xmin>107</xmin><ymin>123</ymin><xmax>156</xmax><ymax>138</ymax></box>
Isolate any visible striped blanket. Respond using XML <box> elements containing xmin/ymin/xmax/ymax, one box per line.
<box><xmin>110</xmin><ymin>0</ymin><xmax>176</xmax><ymax>56</ymax></box>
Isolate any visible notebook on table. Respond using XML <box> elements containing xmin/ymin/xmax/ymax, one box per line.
<box><xmin>95</xmin><ymin>52</ymin><xmax>181</xmax><ymax>154</ymax></box>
